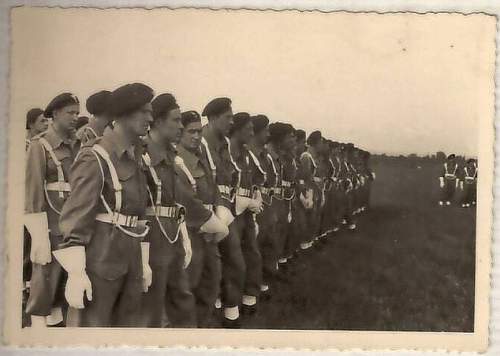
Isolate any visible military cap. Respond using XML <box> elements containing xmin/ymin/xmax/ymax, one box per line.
<box><xmin>108</xmin><ymin>83</ymin><xmax>154</xmax><ymax>118</ymax></box>
<box><xmin>330</xmin><ymin>141</ymin><xmax>339</xmax><ymax>148</ymax></box>
<box><xmin>44</xmin><ymin>92</ymin><xmax>80</xmax><ymax>118</ymax></box>
<box><xmin>306</xmin><ymin>130</ymin><xmax>322</xmax><ymax>146</ymax></box>
<box><xmin>86</xmin><ymin>90</ymin><xmax>112</xmax><ymax>116</ymax></box>
<box><xmin>230</xmin><ymin>112</ymin><xmax>251</xmax><ymax>136</ymax></box>
<box><xmin>251</xmin><ymin>115</ymin><xmax>269</xmax><ymax>134</ymax></box>
<box><xmin>295</xmin><ymin>129</ymin><xmax>306</xmax><ymax>141</ymax></box>
<box><xmin>447</xmin><ymin>154</ymin><xmax>456</xmax><ymax>160</ymax></box>
<box><xmin>269</xmin><ymin>122</ymin><xmax>294</xmax><ymax>143</ymax></box>
<box><xmin>152</xmin><ymin>93</ymin><xmax>179</xmax><ymax>119</ymax></box>
<box><xmin>26</xmin><ymin>108</ymin><xmax>44</xmax><ymax>129</ymax></box>
<box><xmin>466</xmin><ymin>158</ymin><xmax>476</xmax><ymax>164</ymax></box>
<box><xmin>181</xmin><ymin>110</ymin><xmax>202</xmax><ymax>127</ymax></box>
<box><xmin>202</xmin><ymin>97</ymin><xmax>232</xmax><ymax>117</ymax></box>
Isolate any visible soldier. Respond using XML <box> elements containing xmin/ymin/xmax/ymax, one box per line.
<box><xmin>267</xmin><ymin>123</ymin><xmax>297</xmax><ymax>271</ymax></box>
<box><xmin>228</xmin><ymin>113</ymin><xmax>263</xmax><ymax>317</ymax></box>
<box><xmin>56</xmin><ymin>83</ymin><xmax>153</xmax><ymax>327</ymax></box>
<box><xmin>76</xmin><ymin>90</ymin><xmax>113</xmax><ymax>145</ymax></box>
<box><xmin>248</xmin><ymin>115</ymin><xmax>278</xmax><ymax>298</ymax></box>
<box><xmin>460</xmin><ymin>158</ymin><xmax>478</xmax><ymax>208</ymax></box>
<box><xmin>296</xmin><ymin>131</ymin><xmax>324</xmax><ymax>250</ymax></box>
<box><xmin>316</xmin><ymin>138</ymin><xmax>333</xmax><ymax>242</ymax></box>
<box><xmin>24</xmin><ymin>93</ymin><xmax>80</xmax><ymax>328</ymax></box>
<box><xmin>439</xmin><ymin>154</ymin><xmax>458</xmax><ymax>206</ymax></box>
<box><xmin>177</xmin><ymin>110</ymin><xmax>228</xmax><ymax>327</ymax></box>
<box><xmin>295</xmin><ymin>129</ymin><xmax>306</xmax><ymax>158</ymax></box>
<box><xmin>201</xmin><ymin>97</ymin><xmax>243</xmax><ymax>327</ymax></box>
<box><xmin>338</xmin><ymin>143</ymin><xmax>357</xmax><ymax>230</ymax></box>
<box><xmin>319</xmin><ymin>139</ymin><xmax>337</xmax><ymax>237</ymax></box>
<box><xmin>25</xmin><ymin>108</ymin><xmax>48</xmax><ymax>149</ymax></box>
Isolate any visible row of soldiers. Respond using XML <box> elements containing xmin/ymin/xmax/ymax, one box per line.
<box><xmin>438</xmin><ymin>154</ymin><xmax>478</xmax><ymax>207</ymax></box>
<box><xmin>23</xmin><ymin>83</ymin><xmax>375</xmax><ymax>329</ymax></box>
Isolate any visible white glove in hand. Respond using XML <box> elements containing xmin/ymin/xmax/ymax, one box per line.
<box><xmin>52</xmin><ymin>246</ymin><xmax>92</xmax><ymax>309</ymax></box>
<box><xmin>248</xmin><ymin>198</ymin><xmax>263</xmax><ymax>214</ymax></box>
<box><xmin>455</xmin><ymin>179</ymin><xmax>459</xmax><ymax>188</ymax></box>
<box><xmin>180</xmin><ymin>222</ymin><xmax>192</xmax><ymax>269</ymax></box>
<box><xmin>460</xmin><ymin>181</ymin><xmax>464</xmax><ymax>190</ymax></box>
<box><xmin>200</xmin><ymin>213</ymin><xmax>229</xmax><ymax>236</ymax></box>
<box><xmin>439</xmin><ymin>177</ymin><xmax>445</xmax><ymax>188</ymax></box>
<box><xmin>24</xmin><ymin>212</ymin><xmax>52</xmax><ymax>265</ymax></box>
<box><xmin>215</xmin><ymin>205</ymin><xmax>235</xmax><ymax>226</ymax></box>
<box><xmin>141</xmin><ymin>242</ymin><xmax>152</xmax><ymax>292</ymax></box>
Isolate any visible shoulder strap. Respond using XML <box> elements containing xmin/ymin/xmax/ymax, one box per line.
<box><xmin>142</xmin><ymin>152</ymin><xmax>162</xmax><ymax>206</ymax></box>
<box><xmin>39</xmin><ymin>137</ymin><xmax>66</xmax><ymax>198</ymax></box>
<box><xmin>300</xmin><ymin>151</ymin><xmax>317</xmax><ymax>176</ymax></box>
<box><xmin>267</xmin><ymin>153</ymin><xmax>278</xmax><ymax>180</ymax></box>
<box><xmin>175</xmin><ymin>155</ymin><xmax>197</xmax><ymax>192</ymax></box>
<box><xmin>201</xmin><ymin>137</ymin><xmax>217</xmax><ymax>178</ymax></box>
<box><xmin>248</xmin><ymin>150</ymin><xmax>267</xmax><ymax>180</ymax></box>
<box><xmin>225</xmin><ymin>137</ymin><xmax>242</xmax><ymax>187</ymax></box>
<box><xmin>93</xmin><ymin>144</ymin><xmax>122</xmax><ymax>212</ymax></box>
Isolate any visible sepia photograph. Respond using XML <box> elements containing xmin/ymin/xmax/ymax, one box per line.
<box><xmin>3</xmin><ymin>5</ymin><xmax>495</xmax><ymax>352</ymax></box>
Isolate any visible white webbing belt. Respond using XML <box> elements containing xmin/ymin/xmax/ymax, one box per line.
<box><xmin>39</xmin><ymin>137</ymin><xmax>68</xmax><ymax>199</ymax></box>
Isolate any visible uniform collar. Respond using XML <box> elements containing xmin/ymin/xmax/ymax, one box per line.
<box><xmin>177</xmin><ymin>144</ymin><xmax>200</xmax><ymax>167</ymax></box>
<box><xmin>44</xmin><ymin>124</ymin><xmax>73</xmax><ymax>149</ymax></box>
<box><xmin>203</xmin><ymin>125</ymin><xmax>227</xmax><ymax>152</ymax></box>
<box><xmin>104</xmin><ymin>129</ymin><xmax>139</xmax><ymax>160</ymax></box>
<box><xmin>143</xmin><ymin>133</ymin><xmax>176</xmax><ymax>165</ymax></box>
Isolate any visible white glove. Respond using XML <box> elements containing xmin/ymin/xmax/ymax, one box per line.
<box><xmin>305</xmin><ymin>189</ymin><xmax>314</xmax><ymax>209</ymax></box>
<box><xmin>455</xmin><ymin>179</ymin><xmax>459</xmax><ymax>188</ymax></box>
<box><xmin>141</xmin><ymin>242</ymin><xmax>152</xmax><ymax>292</ymax></box>
<box><xmin>215</xmin><ymin>205</ymin><xmax>235</xmax><ymax>226</ymax></box>
<box><xmin>248</xmin><ymin>198</ymin><xmax>263</xmax><ymax>214</ymax></box>
<box><xmin>52</xmin><ymin>246</ymin><xmax>92</xmax><ymax>309</ymax></box>
<box><xmin>235</xmin><ymin>195</ymin><xmax>252</xmax><ymax>215</ymax></box>
<box><xmin>460</xmin><ymin>181</ymin><xmax>464</xmax><ymax>190</ymax></box>
<box><xmin>299</xmin><ymin>192</ymin><xmax>308</xmax><ymax>209</ymax></box>
<box><xmin>24</xmin><ymin>212</ymin><xmax>52</xmax><ymax>265</ymax></box>
<box><xmin>180</xmin><ymin>222</ymin><xmax>192</xmax><ymax>269</ymax></box>
<box><xmin>200</xmin><ymin>212</ymin><xmax>229</xmax><ymax>237</ymax></box>
<box><xmin>439</xmin><ymin>177</ymin><xmax>444</xmax><ymax>188</ymax></box>
<box><xmin>254</xmin><ymin>219</ymin><xmax>259</xmax><ymax>237</ymax></box>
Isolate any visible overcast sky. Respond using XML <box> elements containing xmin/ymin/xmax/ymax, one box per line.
<box><xmin>11</xmin><ymin>8</ymin><xmax>495</xmax><ymax>156</ymax></box>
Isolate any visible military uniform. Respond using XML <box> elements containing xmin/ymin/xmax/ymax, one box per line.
<box><xmin>57</xmin><ymin>83</ymin><xmax>153</xmax><ymax>327</ymax></box>
<box><xmin>24</xmin><ymin>94</ymin><xmax>80</xmax><ymax>326</ymax></box>
<box><xmin>461</xmin><ymin>160</ymin><xmax>477</xmax><ymax>207</ymax></box>
<box><xmin>76</xmin><ymin>90</ymin><xmax>112</xmax><ymax>146</ymax></box>
<box><xmin>439</xmin><ymin>155</ymin><xmax>458</xmax><ymax>206</ymax></box>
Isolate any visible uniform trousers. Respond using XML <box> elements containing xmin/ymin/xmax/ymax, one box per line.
<box><xmin>187</xmin><ymin>230</ymin><xmax>222</xmax><ymax>327</ymax></box>
<box><xmin>463</xmin><ymin>182</ymin><xmax>477</xmax><ymax>205</ymax></box>
<box><xmin>140</xmin><ymin>237</ymin><xmax>196</xmax><ymax>328</ymax></box>
<box><xmin>256</xmin><ymin>202</ymin><xmax>279</xmax><ymax>285</ymax></box>
<box><xmin>441</xmin><ymin>178</ymin><xmax>457</xmax><ymax>202</ymax></box>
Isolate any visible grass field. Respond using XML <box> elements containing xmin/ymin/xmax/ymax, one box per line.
<box><xmin>245</xmin><ymin>157</ymin><xmax>476</xmax><ymax>332</ymax></box>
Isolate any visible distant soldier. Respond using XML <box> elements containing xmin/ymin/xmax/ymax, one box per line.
<box><xmin>178</xmin><ymin>110</ymin><xmax>228</xmax><ymax>327</ymax></box>
<box><xmin>201</xmin><ymin>97</ymin><xmax>243</xmax><ymax>327</ymax></box>
<box><xmin>25</xmin><ymin>108</ymin><xmax>48</xmax><ymax>150</ymax></box>
<box><xmin>56</xmin><ymin>83</ymin><xmax>153</xmax><ymax>327</ymax></box>
<box><xmin>439</xmin><ymin>154</ymin><xmax>458</xmax><ymax>206</ymax></box>
<box><xmin>320</xmin><ymin>140</ymin><xmax>338</xmax><ymax>236</ymax></box>
<box><xmin>248</xmin><ymin>115</ymin><xmax>278</xmax><ymax>298</ymax></box>
<box><xmin>24</xmin><ymin>93</ymin><xmax>80</xmax><ymax>328</ymax></box>
<box><xmin>460</xmin><ymin>158</ymin><xmax>478</xmax><ymax>208</ymax></box>
<box><xmin>338</xmin><ymin>143</ymin><xmax>357</xmax><ymax>230</ymax></box>
<box><xmin>296</xmin><ymin>130</ymin><xmax>323</xmax><ymax>249</ymax></box>
<box><xmin>76</xmin><ymin>90</ymin><xmax>112</xmax><ymax>145</ymax></box>
<box><xmin>267</xmin><ymin>123</ymin><xmax>297</xmax><ymax>270</ymax></box>
<box><xmin>229</xmin><ymin>112</ymin><xmax>263</xmax><ymax>317</ymax></box>
<box><xmin>295</xmin><ymin>129</ymin><xmax>307</xmax><ymax>158</ymax></box>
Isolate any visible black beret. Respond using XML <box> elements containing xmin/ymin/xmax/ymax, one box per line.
<box><xmin>44</xmin><ymin>92</ymin><xmax>80</xmax><ymax>118</ymax></box>
<box><xmin>229</xmin><ymin>112</ymin><xmax>251</xmax><ymax>136</ymax></box>
<box><xmin>202</xmin><ymin>97</ymin><xmax>232</xmax><ymax>117</ymax></box>
<box><xmin>330</xmin><ymin>141</ymin><xmax>339</xmax><ymax>148</ymax></box>
<box><xmin>26</xmin><ymin>108</ymin><xmax>44</xmax><ymax>129</ymax></box>
<box><xmin>86</xmin><ymin>90</ymin><xmax>112</xmax><ymax>116</ymax></box>
<box><xmin>251</xmin><ymin>115</ymin><xmax>269</xmax><ymax>134</ymax></box>
<box><xmin>466</xmin><ymin>158</ymin><xmax>476</xmax><ymax>164</ymax></box>
<box><xmin>152</xmin><ymin>93</ymin><xmax>179</xmax><ymax>119</ymax></box>
<box><xmin>295</xmin><ymin>129</ymin><xmax>306</xmax><ymax>141</ymax></box>
<box><xmin>181</xmin><ymin>110</ymin><xmax>202</xmax><ymax>127</ymax></box>
<box><xmin>269</xmin><ymin>122</ymin><xmax>294</xmax><ymax>143</ymax></box>
<box><xmin>108</xmin><ymin>83</ymin><xmax>154</xmax><ymax>118</ymax></box>
<box><xmin>75</xmin><ymin>116</ymin><xmax>89</xmax><ymax>131</ymax></box>
<box><xmin>306</xmin><ymin>130</ymin><xmax>322</xmax><ymax>146</ymax></box>
<box><xmin>447</xmin><ymin>154</ymin><xmax>456</xmax><ymax>160</ymax></box>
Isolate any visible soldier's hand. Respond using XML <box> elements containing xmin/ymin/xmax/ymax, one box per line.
<box><xmin>142</xmin><ymin>263</ymin><xmax>153</xmax><ymax>293</ymax></box>
<box><xmin>65</xmin><ymin>272</ymin><xmax>92</xmax><ymax>309</ymax></box>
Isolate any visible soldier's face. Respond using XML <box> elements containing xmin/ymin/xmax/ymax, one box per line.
<box><xmin>239</xmin><ymin>121</ymin><xmax>254</xmax><ymax>144</ymax></box>
<box><xmin>283</xmin><ymin>133</ymin><xmax>296</xmax><ymax>152</ymax></box>
<box><xmin>159</xmin><ymin>108</ymin><xmax>183</xmax><ymax>143</ymax></box>
<box><xmin>53</xmin><ymin>104</ymin><xmax>80</xmax><ymax>132</ymax></box>
<box><xmin>256</xmin><ymin>125</ymin><xmax>270</xmax><ymax>145</ymax></box>
<box><xmin>32</xmin><ymin>114</ymin><xmax>49</xmax><ymax>134</ymax></box>
<box><xmin>215</xmin><ymin>109</ymin><xmax>233</xmax><ymax>136</ymax></box>
<box><xmin>181</xmin><ymin>121</ymin><xmax>202</xmax><ymax>150</ymax></box>
<box><xmin>125</xmin><ymin>102</ymin><xmax>153</xmax><ymax>137</ymax></box>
